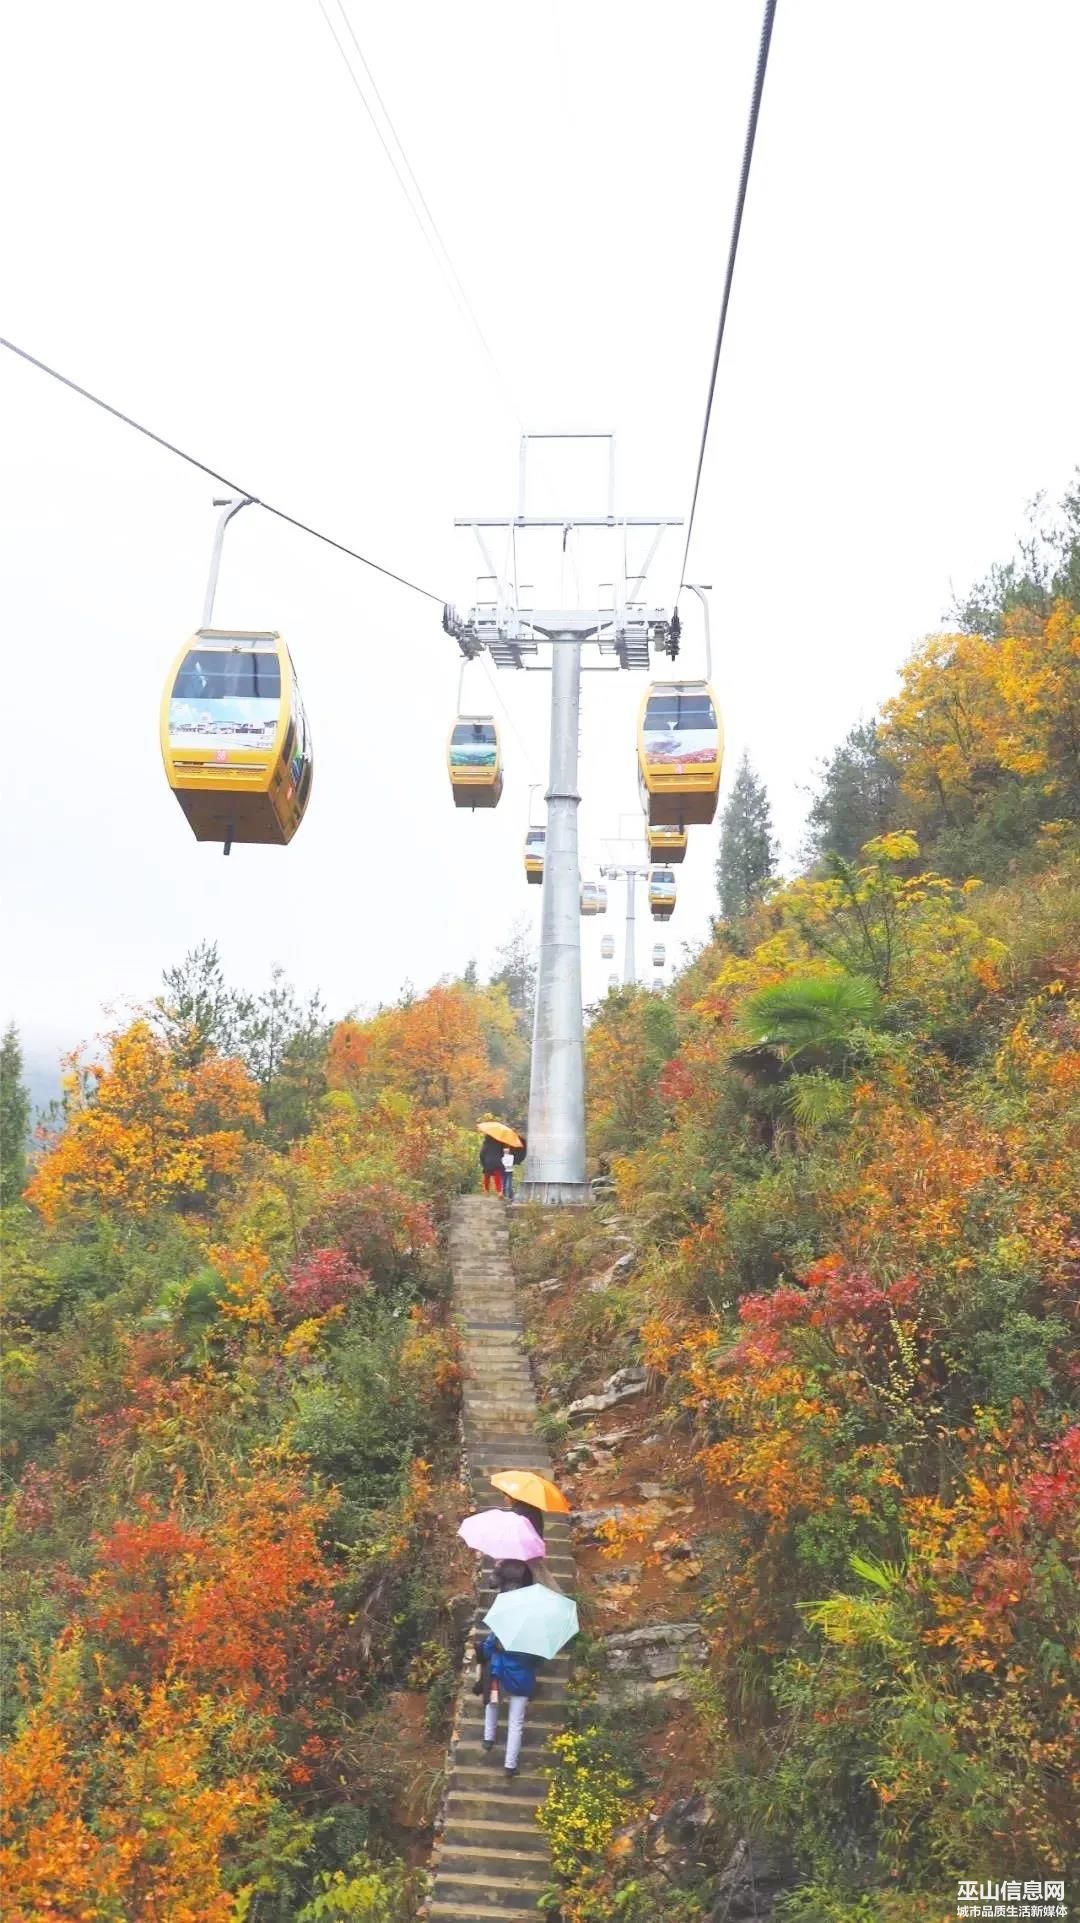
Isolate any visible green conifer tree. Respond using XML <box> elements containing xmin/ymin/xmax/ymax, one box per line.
<box><xmin>717</xmin><ymin>753</ymin><xmax>777</xmax><ymax>921</ymax></box>
<box><xmin>0</xmin><ymin>1023</ymin><xmax>31</xmax><ymax>1206</ymax></box>
<box><xmin>804</xmin><ymin>720</ymin><xmax>900</xmax><ymax>867</ymax></box>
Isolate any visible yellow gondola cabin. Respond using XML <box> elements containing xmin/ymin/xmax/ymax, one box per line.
<box><xmin>637</xmin><ymin>681</ymin><xmax>723</xmax><ymax>826</ymax></box>
<box><xmin>648</xmin><ymin>867</ymin><xmax>677</xmax><ymax>921</ymax></box>
<box><xmin>160</xmin><ymin>630</ymin><xmax>313</xmax><ymax>850</ymax></box>
<box><xmin>647</xmin><ymin>824</ymin><xmax>689</xmax><ymax>864</ymax></box>
<box><xmin>448</xmin><ymin>715</ymin><xmax>503</xmax><ymax>807</ymax></box>
<box><xmin>524</xmin><ymin>825</ymin><xmax>546</xmax><ymax>883</ymax></box>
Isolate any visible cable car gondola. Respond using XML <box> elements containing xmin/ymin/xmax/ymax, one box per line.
<box><xmin>600</xmin><ymin>934</ymin><xmax>615</xmax><ymax>961</ymax></box>
<box><xmin>161</xmin><ymin>629</ymin><xmax>313</xmax><ymax>850</ymax></box>
<box><xmin>647</xmin><ymin>824</ymin><xmax>688</xmax><ymax>864</ymax></box>
<box><xmin>608</xmin><ymin>974</ymin><xmax>620</xmax><ymax>992</ymax></box>
<box><xmin>580</xmin><ymin>881</ymin><xmax>608</xmax><ymax>916</ymax></box>
<box><xmin>448</xmin><ymin>714</ymin><xmax>503</xmax><ymax>808</ymax></box>
<box><xmin>652</xmin><ymin>943</ymin><xmax>666</xmax><ymax>969</ymax></box>
<box><xmin>637</xmin><ymin>681</ymin><xmax>723</xmax><ymax>827</ymax></box>
<box><xmin>524</xmin><ymin>825</ymin><xmax>545</xmax><ymax>883</ymax></box>
<box><xmin>648</xmin><ymin>867</ymin><xmax>676</xmax><ymax>922</ymax></box>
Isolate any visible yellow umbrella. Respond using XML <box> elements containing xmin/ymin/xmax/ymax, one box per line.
<box><xmin>476</xmin><ymin>1121</ymin><xmax>524</xmax><ymax>1150</ymax></box>
<box><xmin>490</xmin><ymin>1469</ymin><xmax>572</xmax><ymax>1514</ymax></box>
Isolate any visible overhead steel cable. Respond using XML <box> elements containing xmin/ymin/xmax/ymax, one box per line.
<box><xmin>0</xmin><ymin>335</ymin><xmax>448</xmax><ymax>604</ymax></box>
<box><xmin>677</xmin><ymin>0</ymin><xmax>779</xmax><ymax>594</ymax></box>
<box><xmin>316</xmin><ymin>0</ymin><xmax>523</xmax><ymax>429</ymax></box>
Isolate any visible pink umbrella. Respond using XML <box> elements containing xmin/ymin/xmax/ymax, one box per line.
<box><xmin>458</xmin><ymin>1508</ymin><xmax>546</xmax><ymax>1561</ymax></box>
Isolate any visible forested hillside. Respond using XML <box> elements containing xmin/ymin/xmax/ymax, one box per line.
<box><xmin>2</xmin><ymin>491</ymin><xmax>1077</xmax><ymax>1923</ymax></box>
<box><xmin>511</xmin><ymin>489</ymin><xmax>1079</xmax><ymax>1921</ymax></box>
<box><xmin>0</xmin><ymin>953</ymin><xmax>532</xmax><ymax>1920</ymax></box>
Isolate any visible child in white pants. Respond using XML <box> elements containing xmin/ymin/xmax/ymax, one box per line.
<box><xmin>474</xmin><ymin>1560</ymin><xmax>540</xmax><ymax>1777</ymax></box>
<box><xmin>483</xmin><ymin>1689</ymin><xmax>528</xmax><ymax>1772</ymax></box>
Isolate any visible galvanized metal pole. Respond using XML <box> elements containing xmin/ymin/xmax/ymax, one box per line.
<box><xmin>623</xmin><ymin>871</ymin><xmax>637</xmax><ymax>986</ymax></box>
<box><xmin>523</xmin><ymin>635</ymin><xmax>588</xmax><ymax>1204</ymax></box>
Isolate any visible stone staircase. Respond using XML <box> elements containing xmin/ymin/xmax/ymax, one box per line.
<box><xmin>428</xmin><ymin>1195</ymin><xmax>575</xmax><ymax>1920</ymax></box>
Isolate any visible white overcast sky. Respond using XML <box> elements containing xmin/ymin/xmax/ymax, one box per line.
<box><xmin>2</xmin><ymin>0</ymin><xmax>1078</xmax><ymax>1069</ymax></box>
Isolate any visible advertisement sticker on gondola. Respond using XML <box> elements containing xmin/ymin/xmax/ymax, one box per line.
<box><xmin>169</xmin><ymin>695</ymin><xmax>280</xmax><ymax>752</ymax></box>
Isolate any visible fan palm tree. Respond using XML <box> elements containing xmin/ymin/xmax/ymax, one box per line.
<box><xmin>736</xmin><ymin>972</ymin><xmax>881</xmax><ymax>1076</ymax></box>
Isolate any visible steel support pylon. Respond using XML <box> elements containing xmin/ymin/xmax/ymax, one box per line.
<box><xmin>446</xmin><ymin>433</ymin><xmax>683</xmax><ymax>1208</ymax></box>
<box><xmin>522</xmin><ymin>635</ymin><xmax>589</xmax><ymax>1204</ymax></box>
<box><xmin>623</xmin><ymin>871</ymin><xmax>637</xmax><ymax>986</ymax></box>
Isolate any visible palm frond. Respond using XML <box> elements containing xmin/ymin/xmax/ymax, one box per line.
<box><xmin>740</xmin><ymin>972</ymin><xmax>881</xmax><ymax>1061</ymax></box>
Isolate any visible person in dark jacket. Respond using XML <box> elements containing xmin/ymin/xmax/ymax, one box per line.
<box><xmin>473</xmin><ymin>1561</ymin><xmax>540</xmax><ymax>1777</ymax></box>
<box><xmin>479</xmin><ymin>1133</ymin><xmax>504</xmax><ymax>1195</ymax></box>
<box><xmin>507</xmin><ymin>1496</ymin><xmax>545</xmax><ymax>1542</ymax></box>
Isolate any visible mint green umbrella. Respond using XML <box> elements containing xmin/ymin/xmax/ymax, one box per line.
<box><xmin>483</xmin><ymin>1585</ymin><xmax>579</xmax><ymax>1659</ymax></box>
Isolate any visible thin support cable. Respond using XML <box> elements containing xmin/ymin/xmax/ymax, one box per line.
<box><xmin>316</xmin><ymin>0</ymin><xmax>523</xmax><ymax>428</ymax></box>
<box><xmin>478</xmin><ymin>658</ymin><xmax>543</xmax><ymax>786</ymax></box>
<box><xmin>0</xmin><ymin>336</ymin><xmax>448</xmax><ymax>604</ymax></box>
<box><xmin>677</xmin><ymin>0</ymin><xmax>779</xmax><ymax>593</ymax></box>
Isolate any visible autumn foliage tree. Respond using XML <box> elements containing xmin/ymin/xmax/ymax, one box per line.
<box><xmin>327</xmin><ymin>979</ymin><xmax>519</xmax><ymax>1124</ymax></box>
<box><xmin>882</xmin><ymin>489</ymin><xmax>1080</xmax><ymax>877</ymax></box>
<box><xmin>540</xmin><ymin>486</ymin><xmax>1079</xmax><ymax>1920</ymax></box>
<box><xmin>2</xmin><ymin>969</ymin><xmax>505</xmax><ymax>1912</ymax></box>
<box><xmin>25</xmin><ymin>1021</ymin><xmax>262</xmax><ymax>1222</ymax></box>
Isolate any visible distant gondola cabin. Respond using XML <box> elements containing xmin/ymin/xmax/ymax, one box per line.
<box><xmin>600</xmin><ymin>934</ymin><xmax>615</xmax><ymax>961</ymax></box>
<box><xmin>580</xmin><ymin>881</ymin><xmax>608</xmax><ymax>916</ymax></box>
<box><xmin>648</xmin><ymin>867</ymin><xmax>677</xmax><ymax>921</ymax></box>
<box><xmin>524</xmin><ymin>826</ymin><xmax>546</xmax><ymax>883</ymax></box>
<box><xmin>647</xmin><ymin>824</ymin><xmax>688</xmax><ymax>864</ymax></box>
<box><xmin>449</xmin><ymin>715</ymin><xmax>503</xmax><ymax>807</ymax></box>
<box><xmin>637</xmin><ymin>681</ymin><xmax>722</xmax><ymax>826</ymax></box>
<box><xmin>160</xmin><ymin>629</ymin><xmax>313</xmax><ymax>848</ymax></box>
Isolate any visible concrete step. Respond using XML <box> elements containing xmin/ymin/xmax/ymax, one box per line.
<box><xmin>465</xmin><ymin>1391</ymin><xmax>536</xmax><ymax>1404</ymax></box>
<box><xmin>437</xmin><ymin>1845</ymin><xmax>548</xmax><ymax>1872</ymax></box>
<box><xmin>466</xmin><ymin>1423</ymin><xmax>542</xmax><ymax>1438</ymax></box>
<box><xmin>448</xmin><ymin>1765</ymin><xmax>547</xmax><ymax>1801</ymax></box>
<box><xmin>459</xmin><ymin>1697</ymin><xmax>566</xmax><ymax>1729</ymax></box>
<box><xmin>429</xmin><ymin>1902</ymin><xmax>541</xmax><ymax>1921</ymax></box>
<box><xmin>465</xmin><ymin>1379</ymin><xmax>534</xmax><ymax>1393</ymax></box>
<box><xmin>466</xmin><ymin>1412</ymin><xmax>538</xmax><ymax>1426</ymax></box>
<box><xmin>467</xmin><ymin>1451</ymin><xmax>555</xmax><ymax>1467</ymax></box>
<box><xmin>454</xmin><ymin>1733</ymin><xmax>553</xmax><ymax>1766</ymax></box>
<box><xmin>463</xmin><ymin>1446</ymin><xmax>549</xmax><ymax>1461</ymax></box>
<box><xmin>437</xmin><ymin>1195</ymin><xmax>578</xmax><ymax>1915</ymax></box>
<box><xmin>432</xmin><ymin>1869</ymin><xmax>550</xmax><ymax>1910</ymax></box>
<box><xmin>465</xmin><ymin>1371</ymin><xmax>533</xmax><ymax>1380</ymax></box>
<box><xmin>466</xmin><ymin>1393</ymin><xmax>535</xmax><ymax>1405</ymax></box>
<box><xmin>437</xmin><ymin>1815</ymin><xmax>547</xmax><ymax>1854</ymax></box>
<box><xmin>442</xmin><ymin>1790</ymin><xmax>547</xmax><ymax>1823</ymax></box>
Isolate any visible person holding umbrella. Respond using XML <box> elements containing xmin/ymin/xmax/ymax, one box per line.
<box><xmin>491</xmin><ymin>1469</ymin><xmax>572</xmax><ymax>1547</ymax></box>
<box><xmin>476</xmin><ymin>1121</ymin><xmax>524</xmax><ymax>1197</ymax></box>
<box><xmin>479</xmin><ymin>1582</ymin><xmax>580</xmax><ymax>1777</ymax></box>
<box><xmin>479</xmin><ymin>1132</ymin><xmax>504</xmax><ymax>1195</ymax></box>
<box><xmin>472</xmin><ymin>1560</ymin><xmax>539</xmax><ymax>1777</ymax></box>
<box><xmin>457</xmin><ymin>1513</ymin><xmax>546</xmax><ymax>1778</ymax></box>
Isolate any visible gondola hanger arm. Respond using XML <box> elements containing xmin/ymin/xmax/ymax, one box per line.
<box><xmin>202</xmin><ymin>495</ymin><xmax>256</xmax><ymax>629</ymax></box>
